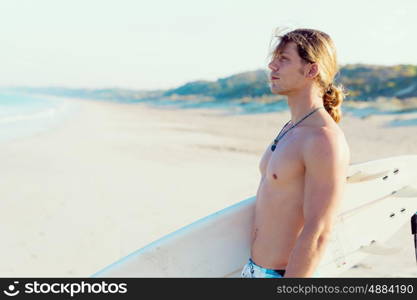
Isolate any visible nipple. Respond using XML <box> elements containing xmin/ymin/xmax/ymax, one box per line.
<box><xmin>273</xmin><ymin>174</ymin><xmax>278</xmax><ymax>179</ymax></box>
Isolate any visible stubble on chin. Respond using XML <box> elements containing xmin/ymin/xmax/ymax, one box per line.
<box><xmin>270</xmin><ymin>83</ymin><xmax>287</xmax><ymax>96</ymax></box>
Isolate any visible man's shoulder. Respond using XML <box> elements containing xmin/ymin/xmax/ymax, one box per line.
<box><xmin>309</xmin><ymin>125</ymin><xmax>341</xmax><ymax>140</ymax></box>
<box><xmin>302</xmin><ymin>125</ymin><xmax>341</xmax><ymax>145</ymax></box>
<box><xmin>301</xmin><ymin>126</ymin><xmax>350</xmax><ymax>163</ymax></box>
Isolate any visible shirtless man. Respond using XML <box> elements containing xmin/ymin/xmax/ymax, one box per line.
<box><xmin>241</xmin><ymin>29</ymin><xmax>351</xmax><ymax>278</ymax></box>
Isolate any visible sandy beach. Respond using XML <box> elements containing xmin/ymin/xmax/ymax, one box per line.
<box><xmin>1</xmin><ymin>97</ymin><xmax>416</xmax><ymax>277</ymax></box>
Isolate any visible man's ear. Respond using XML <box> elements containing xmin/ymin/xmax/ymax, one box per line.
<box><xmin>306</xmin><ymin>63</ymin><xmax>319</xmax><ymax>78</ymax></box>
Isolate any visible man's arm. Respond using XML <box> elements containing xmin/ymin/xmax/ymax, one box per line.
<box><xmin>284</xmin><ymin>129</ymin><xmax>349</xmax><ymax>277</ymax></box>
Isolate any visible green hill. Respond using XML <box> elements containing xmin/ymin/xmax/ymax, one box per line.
<box><xmin>164</xmin><ymin>64</ymin><xmax>417</xmax><ymax>101</ymax></box>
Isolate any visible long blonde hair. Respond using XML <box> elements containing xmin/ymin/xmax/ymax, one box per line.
<box><xmin>271</xmin><ymin>28</ymin><xmax>347</xmax><ymax>123</ymax></box>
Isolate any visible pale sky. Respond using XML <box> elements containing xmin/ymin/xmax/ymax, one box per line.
<box><xmin>0</xmin><ymin>0</ymin><xmax>416</xmax><ymax>90</ymax></box>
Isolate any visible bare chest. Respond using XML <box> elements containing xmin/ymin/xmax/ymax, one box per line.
<box><xmin>258</xmin><ymin>132</ymin><xmax>305</xmax><ymax>185</ymax></box>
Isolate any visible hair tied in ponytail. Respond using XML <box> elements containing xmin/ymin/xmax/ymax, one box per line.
<box><xmin>326</xmin><ymin>83</ymin><xmax>334</xmax><ymax>94</ymax></box>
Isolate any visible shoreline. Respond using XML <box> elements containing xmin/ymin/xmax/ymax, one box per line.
<box><xmin>0</xmin><ymin>93</ymin><xmax>81</xmax><ymax>144</ymax></box>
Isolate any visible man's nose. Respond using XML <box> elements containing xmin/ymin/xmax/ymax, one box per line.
<box><xmin>268</xmin><ymin>61</ymin><xmax>278</xmax><ymax>72</ymax></box>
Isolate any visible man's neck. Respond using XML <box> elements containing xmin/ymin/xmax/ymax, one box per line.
<box><xmin>286</xmin><ymin>87</ymin><xmax>324</xmax><ymax>125</ymax></box>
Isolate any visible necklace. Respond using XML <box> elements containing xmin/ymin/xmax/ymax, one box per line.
<box><xmin>271</xmin><ymin>106</ymin><xmax>324</xmax><ymax>152</ymax></box>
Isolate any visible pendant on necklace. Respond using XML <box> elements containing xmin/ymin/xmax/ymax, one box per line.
<box><xmin>271</xmin><ymin>144</ymin><xmax>277</xmax><ymax>151</ymax></box>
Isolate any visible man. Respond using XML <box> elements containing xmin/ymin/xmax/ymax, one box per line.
<box><xmin>241</xmin><ymin>28</ymin><xmax>351</xmax><ymax>278</ymax></box>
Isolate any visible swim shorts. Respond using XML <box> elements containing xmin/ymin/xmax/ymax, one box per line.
<box><xmin>240</xmin><ymin>258</ymin><xmax>285</xmax><ymax>278</ymax></box>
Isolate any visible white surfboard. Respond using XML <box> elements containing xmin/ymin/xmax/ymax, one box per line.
<box><xmin>92</xmin><ymin>155</ymin><xmax>417</xmax><ymax>278</ymax></box>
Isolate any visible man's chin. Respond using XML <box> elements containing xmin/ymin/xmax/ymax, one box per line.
<box><xmin>270</xmin><ymin>88</ymin><xmax>287</xmax><ymax>96</ymax></box>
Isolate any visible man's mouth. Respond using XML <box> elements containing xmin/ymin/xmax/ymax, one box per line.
<box><xmin>271</xmin><ymin>76</ymin><xmax>279</xmax><ymax>80</ymax></box>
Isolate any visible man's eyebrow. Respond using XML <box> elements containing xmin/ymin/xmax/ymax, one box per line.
<box><xmin>278</xmin><ymin>54</ymin><xmax>290</xmax><ymax>59</ymax></box>
<box><xmin>276</xmin><ymin>51</ymin><xmax>290</xmax><ymax>57</ymax></box>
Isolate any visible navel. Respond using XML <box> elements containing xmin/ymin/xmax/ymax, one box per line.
<box><xmin>273</xmin><ymin>173</ymin><xmax>278</xmax><ymax>179</ymax></box>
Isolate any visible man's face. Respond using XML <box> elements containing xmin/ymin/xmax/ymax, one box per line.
<box><xmin>268</xmin><ymin>42</ymin><xmax>310</xmax><ymax>95</ymax></box>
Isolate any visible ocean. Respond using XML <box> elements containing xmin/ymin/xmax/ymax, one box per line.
<box><xmin>0</xmin><ymin>91</ymin><xmax>80</xmax><ymax>142</ymax></box>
